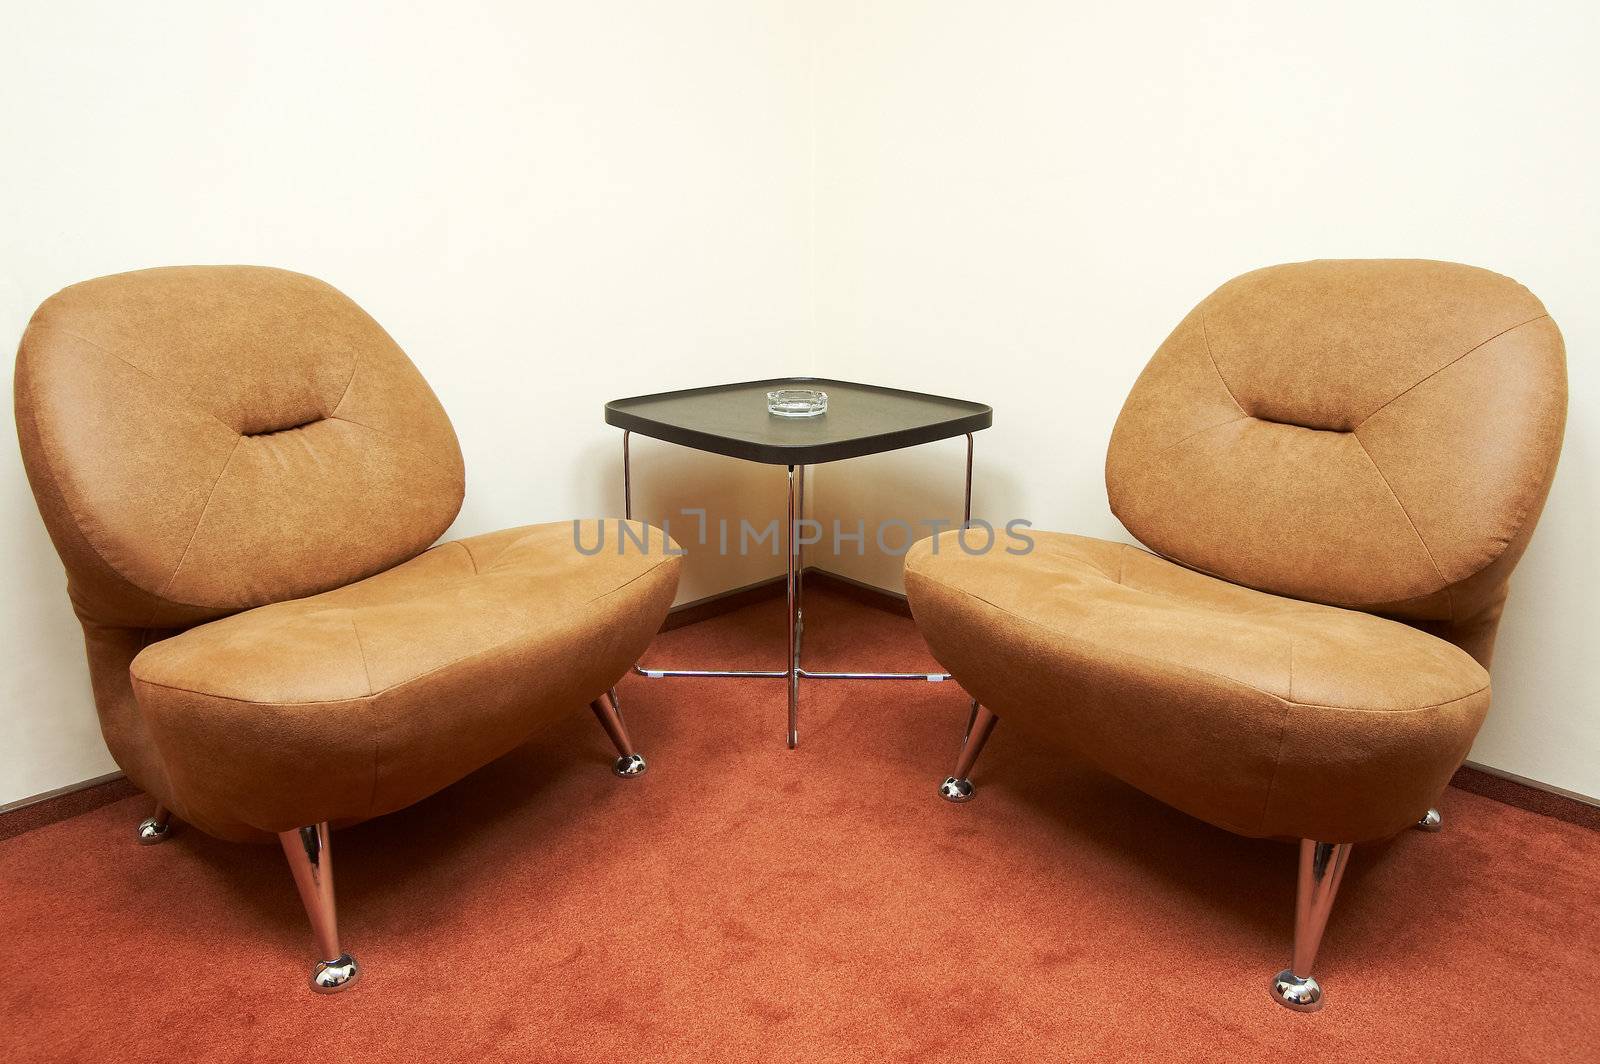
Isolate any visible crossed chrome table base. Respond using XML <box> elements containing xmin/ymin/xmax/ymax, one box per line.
<box><xmin>623</xmin><ymin>429</ymin><xmax>974</xmax><ymax>749</ymax></box>
<box><xmin>132</xmin><ymin>429</ymin><xmax>1448</xmax><ymax>1009</ymax></box>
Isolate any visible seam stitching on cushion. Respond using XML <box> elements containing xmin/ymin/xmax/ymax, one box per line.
<box><xmin>350</xmin><ymin>614</ymin><xmax>381</xmax><ymax>820</ymax></box>
<box><xmin>132</xmin><ymin>550</ymin><xmax>682</xmax><ymax>705</ymax></box>
<box><xmin>1353</xmin><ymin>314</ymin><xmax>1549</xmax><ymax>429</ymax></box>
<box><xmin>1115</xmin><ymin>416</ymin><xmax>1250</xmax><ymax>491</ymax></box>
<box><xmin>1083</xmin><ymin>545</ymin><xmax>1327</xmax><ymax>621</ymax></box>
<box><xmin>1351</xmin><ymin>435</ymin><xmax>1454</xmax><ymax>619</ymax></box>
<box><xmin>349</xmin><ymin>615</ymin><xmax>375</xmax><ymax>697</ymax></box>
<box><xmin>1199</xmin><ymin>311</ymin><xmax>1248</xmax><ymax>417</ymax></box>
<box><xmin>931</xmin><ymin>580</ymin><xmax>1486</xmax><ymax>714</ymax></box>
<box><xmin>330</xmin><ymin>347</ymin><xmax>362</xmax><ymax>417</ymax></box>
<box><xmin>1126</xmin><ymin>547</ymin><xmax>1391</xmax><ymax>614</ymax></box>
<box><xmin>456</xmin><ymin>539</ymin><xmax>481</xmax><ymax>575</ymax></box>
<box><xmin>44</xmin><ymin>325</ymin><xmax>240</xmax><ymax>434</ymax></box>
<box><xmin>1151</xmin><ymin>415</ymin><xmax>1252</xmax><ymax>464</ymax></box>
<box><xmin>326</xmin><ymin>414</ymin><xmax>462</xmax><ymax>476</ymax></box>
<box><xmin>149</xmin><ymin>436</ymin><xmax>245</xmax><ymax>620</ymax></box>
<box><xmin>592</xmin><ymin>552</ymin><xmax>678</xmax><ymax>599</ymax></box>
<box><xmin>1281</xmin><ymin>689</ymin><xmax>1486</xmax><ymax>713</ymax></box>
<box><xmin>1287</xmin><ymin>637</ymin><xmax>1295</xmax><ymax>702</ymax></box>
<box><xmin>1257</xmin><ymin>698</ymin><xmax>1294</xmax><ymax>834</ymax></box>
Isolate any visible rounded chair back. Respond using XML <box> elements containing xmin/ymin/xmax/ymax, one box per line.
<box><xmin>15</xmin><ymin>265</ymin><xmax>465</xmax><ymax>631</ymax></box>
<box><xmin>1106</xmin><ymin>259</ymin><xmax>1566</xmax><ymax>663</ymax></box>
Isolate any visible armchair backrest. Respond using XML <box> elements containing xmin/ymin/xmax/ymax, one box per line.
<box><xmin>15</xmin><ymin>266</ymin><xmax>465</xmax><ymax>631</ymax></box>
<box><xmin>1106</xmin><ymin>259</ymin><xmax>1566</xmax><ymax>665</ymax></box>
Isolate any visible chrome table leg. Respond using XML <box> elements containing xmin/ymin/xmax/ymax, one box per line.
<box><xmin>628</xmin><ymin>430</ymin><xmax>785</xmax><ymax>680</ymax></box>
<box><xmin>786</xmin><ymin>464</ymin><xmax>799</xmax><ymax>748</ymax></box>
<box><xmin>623</xmin><ymin>431</ymin><xmax>978</xmax><ymax>739</ymax></box>
<box><xmin>796</xmin><ymin>462</ymin><xmax>806</xmax><ymax>658</ymax></box>
<box><xmin>635</xmin><ymin>666</ymin><xmax>788</xmax><ymax>678</ymax></box>
<box><xmin>963</xmin><ymin>430</ymin><xmax>973</xmax><ymax>528</ymax></box>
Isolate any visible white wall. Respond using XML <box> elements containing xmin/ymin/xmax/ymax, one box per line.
<box><xmin>6</xmin><ymin>1</ymin><xmax>1598</xmax><ymax>807</ymax></box>
<box><xmin>0</xmin><ymin>1</ymin><xmax>814</xmax><ymax>806</ymax></box>
<box><xmin>809</xmin><ymin>1</ymin><xmax>1600</xmax><ymax>800</ymax></box>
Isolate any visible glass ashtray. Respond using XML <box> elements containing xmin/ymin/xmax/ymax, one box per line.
<box><xmin>767</xmin><ymin>387</ymin><xmax>828</xmax><ymax>417</ymax></box>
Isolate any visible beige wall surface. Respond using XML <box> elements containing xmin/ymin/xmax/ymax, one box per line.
<box><xmin>808</xmin><ymin>2</ymin><xmax>1599</xmax><ymax>800</ymax></box>
<box><xmin>4</xmin><ymin>2</ymin><xmax>1596</xmax><ymax>807</ymax></box>
<box><xmin>0</xmin><ymin>1</ymin><xmax>814</xmax><ymax>806</ymax></box>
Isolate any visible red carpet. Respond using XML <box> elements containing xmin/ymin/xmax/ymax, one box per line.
<box><xmin>2</xmin><ymin>587</ymin><xmax>1597</xmax><ymax>1061</ymax></box>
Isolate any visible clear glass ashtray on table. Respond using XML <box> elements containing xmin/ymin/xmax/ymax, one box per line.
<box><xmin>767</xmin><ymin>388</ymin><xmax>829</xmax><ymax>417</ymax></box>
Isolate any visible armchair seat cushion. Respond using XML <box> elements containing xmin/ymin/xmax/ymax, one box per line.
<box><xmin>904</xmin><ymin>530</ymin><xmax>1490</xmax><ymax>842</ymax></box>
<box><xmin>131</xmin><ymin>520</ymin><xmax>678</xmax><ymax>840</ymax></box>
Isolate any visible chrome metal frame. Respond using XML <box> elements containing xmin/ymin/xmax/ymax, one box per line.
<box><xmin>278</xmin><ymin>822</ymin><xmax>360</xmax><ymax>993</ymax></box>
<box><xmin>591</xmin><ymin>688</ymin><xmax>647</xmax><ymax>777</ymax></box>
<box><xmin>1416</xmin><ymin>807</ymin><xmax>1442</xmax><ymax>832</ymax></box>
<box><xmin>1271</xmin><ymin>838</ymin><xmax>1353</xmax><ymax>1012</ymax></box>
<box><xmin>136</xmin><ymin>802</ymin><xmax>172</xmax><ymax>845</ymax></box>
<box><xmin>939</xmin><ymin>700</ymin><xmax>999</xmax><ymax>802</ymax></box>
<box><xmin>624</xmin><ymin>430</ymin><xmax>976</xmax><ymax>748</ymax></box>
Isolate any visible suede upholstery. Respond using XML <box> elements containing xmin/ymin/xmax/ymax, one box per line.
<box><xmin>15</xmin><ymin>266</ymin><xmax>680</xmax><ymax>841</ymax></box>
<box><xmin>906</xmin><ymin>533</ymin><xmax>1489</xmax><ymax>841</ymax></box>
<box><xmin>1105</xmin><ymin>259</ymin><xmax>1566</xmax><ymax>667</ymax></box>
<box><xmin>906</xmin><ymin>260</ymin><xmax>1565</xmax><ymax>843</ymax></box>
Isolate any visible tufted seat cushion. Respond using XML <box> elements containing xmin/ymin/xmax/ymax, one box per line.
<box><xmin>129</xmin><ymin>521</ymin><xmax>680</xmax><ymax>840</ymax></box>
<box><xmin>905</xmin><ymin>531</ymin><xmax>1490</xmax><ymax>842</ymax></box>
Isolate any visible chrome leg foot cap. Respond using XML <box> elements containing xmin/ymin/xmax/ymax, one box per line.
<box><xmin>612</xmin><ymin>753</ymin><xmax>647</xmax><ymax>778</ymax></box>
<box><xmin>940</xmin><ymin>776</ymin><xmax>975</xmax><ymax>803</ymax></box>
<box><xmin>311</xmin><ymin>953</ymin><xmax>361</xmax><ymax>993</ymax></box>
<box><xmin>1415</xmin><ymin>808</ymin><xmax>1442</xmax><ymax>832</ymax></box>
<box><xmin>1271</xmin><ymin>970</ymin><xmax>1324</xmax><ymax>1012</ymax></box>
<box><xmin>136</xmin><ymin>817</ymin><xmax>171</xmax><ymax>845</ymax></box>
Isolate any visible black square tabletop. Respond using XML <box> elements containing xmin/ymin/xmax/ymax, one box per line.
<box><xmin>605</xmin><ymin>377</ymin><xmax>991</xmax><ymax>465</ymax></box>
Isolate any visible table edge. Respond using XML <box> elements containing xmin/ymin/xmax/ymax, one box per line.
<box><xmin>605</xmin><ymin>404</ymin><xmax>992</xmax><ymax>465</ymax></box>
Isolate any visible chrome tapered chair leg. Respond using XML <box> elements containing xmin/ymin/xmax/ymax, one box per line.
<box><xmin>591</xmin><ymin>691</ymin><xmax>647</xmax><ymax>777</ymax></box>
<box><xmin>136</xmin><ymin>802</ymin><xmax>172</xmax><ymax>845</ymax></box>
<box><xmin>1271</xmin><ymin>839</ymin><xmax>1353</xmax><ymax>1012</ymax></box>
<box><xmin>940</xmin><ymin>701</ymin><xmax>999</xmax><ymax>803</ymax></box>
<box><xmin>278</xmin><ymin>823</ymin><xmax>360</xmax><ymax>994</ymax></box>
<box><xmin>1415</xmin><ymin>808</ymin><xmax>1442</xmax><ymax>832</ymax></box>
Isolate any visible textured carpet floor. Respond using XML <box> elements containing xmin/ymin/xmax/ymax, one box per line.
<box><xmin>2</xmin><ymin>587</ymin><xmax>1597</xmax><ymax>1062</ymax></box>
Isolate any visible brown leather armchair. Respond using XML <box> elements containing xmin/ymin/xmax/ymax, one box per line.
<box><xmin>14</xmin><ymin>265</ymin><xmax>682</xmax><ymax>992</ymax></box>
<box><xmin>904</xmin><ymin>259</ymin><xmax>1566</xmax><ymax>1011</ymax></box>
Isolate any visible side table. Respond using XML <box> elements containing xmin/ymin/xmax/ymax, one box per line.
<box><xmin>605</xmin><ymin>377</ymin><xmax>992</xmax><ymax>747</ymax></box>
